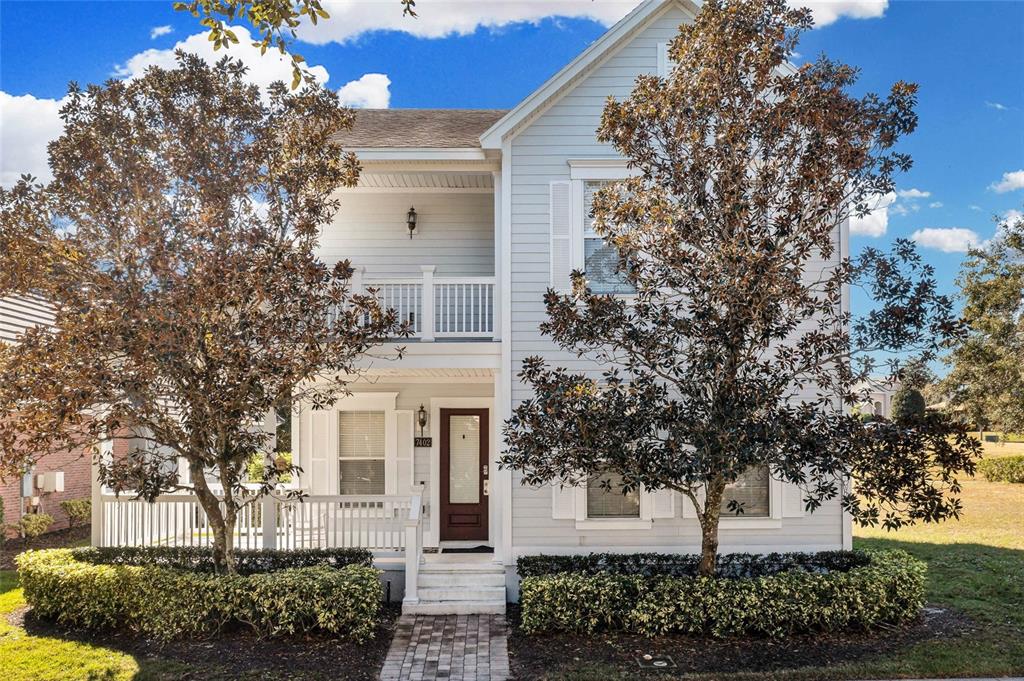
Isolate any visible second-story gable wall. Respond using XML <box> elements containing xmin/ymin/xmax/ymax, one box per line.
<box><xmin>504</xmin><ymin>2</ymin><xmax>847</xmax><ymax>561</ymax></box>
<box><xmin>319</xmin><ymin>191</ymin><xmax>495</xmax><ymax>278</ymax></box>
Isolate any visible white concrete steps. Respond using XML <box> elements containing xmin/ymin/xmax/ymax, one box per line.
<box><xmin>403</xmin><ymin>556</ymin><xmax>507</xmax><ymax>615</ymax></box>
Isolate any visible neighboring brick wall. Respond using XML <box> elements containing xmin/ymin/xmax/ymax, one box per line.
<box><xmin>1</xmin><ymin>445</ymin><xmax>93</xmax><ymax>538</ymax></box>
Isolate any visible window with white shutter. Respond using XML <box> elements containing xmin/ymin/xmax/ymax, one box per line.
<box><xmin>657</xmin><ymin>42</ymin><xmax>677</xmax><ymax>78</ymax></box>
<box><xmin>338</xmin><ymin>410</ymin><xmax>386</xmax><ymax>495</ymax></box>
<box><xmin>584</xmin><ymin>181</ymin><xmax>635</xmax><ymax>295</ymax></box>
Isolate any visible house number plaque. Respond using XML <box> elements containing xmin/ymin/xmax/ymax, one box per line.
<box><xmin>414</xmin><ymin>437</ymin><xmax>432</xmax><ymax>448</ymax></box>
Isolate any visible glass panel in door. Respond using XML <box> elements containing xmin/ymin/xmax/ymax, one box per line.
<box><xmin>448</xmin><ymin>415</ymin><xmax>480</xmax><ymax>504</ymax></box>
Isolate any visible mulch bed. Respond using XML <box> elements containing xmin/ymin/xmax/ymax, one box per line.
<box><xmin>1</xmin><ymin>525</ymin><xmax>91</xmax><ymax>570</ymax></box>
<box><xmin>507</xmin><ymin>604</ymin><xmax>973</xmax><ymax>679</ymax></box>
<box><xmin>10</xmin><ymin>602</ymin><xmax>402</xmax><ymax>681</ymax></box>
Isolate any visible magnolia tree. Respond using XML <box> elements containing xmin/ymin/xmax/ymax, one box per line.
<box><xmin>0</xmin><ymin>54</ymin><xmax>402</xmax><ymax>572</ymax></box>
<box><xmin>500</xmin><ymin>0</ymin><xmax>979</xmax><ymax>576</ymax></box>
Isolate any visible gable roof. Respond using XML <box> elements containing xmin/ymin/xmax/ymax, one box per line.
<box><xmin>478</xmin><ymin>0</ymin><xmax>698</xmax><ymax>148</ymax></box>
<box><xmin>333</xmin><ymin>109</ymin><xmax>508</xmax><ymax>149</ymax></box>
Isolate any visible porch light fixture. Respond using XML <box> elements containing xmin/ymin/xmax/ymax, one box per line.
<box><xmin>407</xmin><ymin>206</ymin><xmax>417</xmax><ymax>239</ymax></box>
<box><xmin>417</xmin><ymin>404</ymin><xmax>428</xmax><ymax>436</ymax></box>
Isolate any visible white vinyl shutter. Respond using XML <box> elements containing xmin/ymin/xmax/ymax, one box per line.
<box><xmin>657</xmin><ymin>42</ymin><xmax>677</xmax><ymax>78</ymax></box>
<box><xmin>308</xmin><ymin>408</ymin><xmax>335</xmax><ymax>495</ymax></box>
<box><xmin>551</xmin><ymin>480</ymin><xmax>576</xmax><ymax>519</ymax></box>
<box><xmin>396</xmin><ymin>410</ymin><xmax>414</xmax><ymax>494</ymax></box>
<box><xmin>782</xmin><ymin>482</ymin><xmax>806</xmax><ymax>518</ymax></box>
<box><xmin>652</xmin><ymin>488</ymin><xmax>675</xmax><ymax>518</ymax></box>
<box><xmin>681</xmin><ymin>487</ymin><xmax>703</xmax><ymax>518</ymax></box>
<box><xmin>550</xmin><ymin>180</ymin><xmax>572</xmax><ymax>292</ymax></box>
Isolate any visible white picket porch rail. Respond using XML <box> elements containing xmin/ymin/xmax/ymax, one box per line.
<box><xmin>95</xmin><ymin>491</ymin><xmax>424</xmax><ymax>599</ymax></box>
<box><xmin>361</xmin><ymin>267</ymin><xmax>495</xmax><ymax>341</ymax></box>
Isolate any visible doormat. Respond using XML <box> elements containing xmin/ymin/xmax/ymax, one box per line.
<box><xmin>441</xmin><ymin>546</ymin><xmax>494</xmax><ymax>554</ymax></box>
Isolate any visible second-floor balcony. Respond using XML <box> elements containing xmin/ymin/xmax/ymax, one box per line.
<box><xmin>358</xmin><ymin>266</ymin><xmax>496</xmax><ymax>342</ymax></box>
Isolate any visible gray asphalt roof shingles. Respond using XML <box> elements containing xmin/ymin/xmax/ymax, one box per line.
<box><xmin>332</xmin><ymin>109</ymin><xmax>508</xmax><ymax>149</ymax></box>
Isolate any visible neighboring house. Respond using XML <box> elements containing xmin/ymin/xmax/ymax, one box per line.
<box><xmin>854</xmin><ymin>378</ymin><xmax>901</xmax><ymax>419</ymax></box>
<box><xmin>0</xmin><ymin>294</ymin><xmax>93</xmax><ymax>538</ymax></box>
<box><xmin>90</xmin><ymin>0</ymin><xmax>851</xmax><ymax>614</ymax></box>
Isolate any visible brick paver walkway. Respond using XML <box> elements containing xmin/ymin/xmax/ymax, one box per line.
<box><xmin>379</xmin><ymin>614</ymin><xmax>510</xmax><ymax>681</ymax></box>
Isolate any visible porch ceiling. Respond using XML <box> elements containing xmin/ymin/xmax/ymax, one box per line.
<box><xmin>358</xmin><ymin>367</ymin><xmax>495</xmax><ymax>380</ymax></box>
<box><xmin>356</xmin><ymin>171</ymin><xmax>493</xmax><ymax>190</ymax></box>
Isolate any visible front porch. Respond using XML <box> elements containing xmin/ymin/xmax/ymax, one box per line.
<box><xmin>89</xmin><ymin>365</ymin><xmax>509</xmax><ymax>614</ymax></box>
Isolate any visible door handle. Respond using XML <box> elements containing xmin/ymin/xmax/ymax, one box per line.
<box><xmin>483</xmin><ymin>479</ymin><xmax>490</xmax><ymax>496</ymax></box>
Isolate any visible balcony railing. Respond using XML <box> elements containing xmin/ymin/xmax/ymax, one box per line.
<box><xmin>363</xmin><ymin>266</ymin><xmax>495</xmax><ymax>341</ymax></box>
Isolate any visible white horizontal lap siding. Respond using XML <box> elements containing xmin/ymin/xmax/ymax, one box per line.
<box><xmin>506</xmin><ymin>5</ymin><xmax>845</xmax><ymax>554</ymax></box>
<box><xmin>318</xmin><ymin>192</ymin><xmax>495</xmax><ymax>278</ymax></box>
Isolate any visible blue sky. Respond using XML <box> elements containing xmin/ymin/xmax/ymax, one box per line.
<box><xmin>2</xmin><ymin>0</ymin><xmax>1022</xmax><ymax>309</ymax></box>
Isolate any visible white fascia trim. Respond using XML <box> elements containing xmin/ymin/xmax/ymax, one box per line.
<box><xmin>349</xmin><ymin>147</ymin><xmax>490</xmax><ymax>161</ymax></box>
<box><xmin>568</xmin><ymin>158</ymin><xmax>640</xmax><ymax>180</ymax></box>
<box><xmin>479</xmin><ymin>0</ymin><xmax>698</xmax><ymax>148</ymax></box>
<box><xmin>353</xmin><ymin>343</ymin><xmax>501</xmax><ymax>370</ymax></box>
<box><xmin>342</xmin><ymin>186</ymin><xmax>494</xmax><ymax>194</ymax></box>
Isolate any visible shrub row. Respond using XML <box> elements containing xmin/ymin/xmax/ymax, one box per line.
<box><xmin>71</xmin><ymin>545</ymin><xmax>373</xmax><ymax>575</ymax></box>
<box><xmin>519</xmin><ymin>549</ymin><xmax>925</xmax><ymax>638</ymax></box>
<box><xmin>978</xmin><ymin>455</ymin><xmax>1024</xmax><ymax>484</ymax></box>
<box><xmin>17</xmin><ymin>549</ymin><xmax>381</xmax><ymax>641</ymax></box>
<box><xmin>517</xmin><ymin>550</ymin><xmax>870</xmax><ymax>579</ymax></box>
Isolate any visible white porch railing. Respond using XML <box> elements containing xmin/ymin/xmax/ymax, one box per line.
<box><xmin>361</xmin><ymin>266</ymin><xmax>495</xmax><ymax>341</ymax></box>
<box><xmin>95</xmin><ymin>491</ymin><xmax>424</xmax><ymax>557</ymax></box>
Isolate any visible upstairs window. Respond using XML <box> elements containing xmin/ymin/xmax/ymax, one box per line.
<box><xmin>584</xmin><ymin>181</ymin><xmax>635</xmax><ymax>295</ymax></box>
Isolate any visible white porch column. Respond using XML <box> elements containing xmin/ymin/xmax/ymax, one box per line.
<box><xmin>261</xmin><ymin>495</ymin><xmax>278</xmax><ymax>550</ymax></box>
<box><xmin>90</xmin><ymin>438</ymin><xmax>112</xmax><ymax>547</ymax></box>
<box><xmin>420</xmin><ymin>265</ymin><xmax>436</xmax><ymax>342</ymax></box>
<box><xmin>492</xmin><ymin>170</ymin><xmax>502</xmax><ymax>341</ymax></box>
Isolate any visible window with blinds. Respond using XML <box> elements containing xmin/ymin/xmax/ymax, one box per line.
<box><xmin>338</xmin><ymin>410</ymin><xmax>385</xmax><ymax>495</ymax></box>
<box><xmin>584</xmin><ymin>180</ymin><xmax>635</xmax><ymax>294</ymax></box>
<box><xmin>587</xmin><ymin>469</ymin><xmax>640</xmax><ymax>518</ymax></box>
<box><xmin>721</xmin><ymin>465</ymin><xmax>770</xmax><ymax>517</ymax></box>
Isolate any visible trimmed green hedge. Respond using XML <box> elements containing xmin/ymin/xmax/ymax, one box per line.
<box><xmin>71</xmin><ymin>545</ymin><xmax>373</xmax><ymax>575</ymax></box>
<box><xmin>518</xmin><ymin>550</ymin><xmax>869</xmax><ymax>579</ymax></box>
<box><xmin>978</xmin><ymin>455</ymin><xmax>1024</xmax><ymax>484</ymax></box>
<box><xmin>519</xmin><ymin>549</ymin><xmax>925</xmax><ymax>638</ymax></box>
<box><xmin>17</xmin><ymin>549</ymin><xmax>382</xmax><ymax>641</ymax></box>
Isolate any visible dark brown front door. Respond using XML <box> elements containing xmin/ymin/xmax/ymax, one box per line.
<box><xmin>439</xmin><ymin>408</ymin><xmax>489</xmax><ymax>542</ymax></box>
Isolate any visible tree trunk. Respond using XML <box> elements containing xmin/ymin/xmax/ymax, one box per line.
<box><xmin>697</xmin><ymin>476</ymin><xmax>726</xmax><ymax>577</ymax></box>
<box><xmin>189</xmin><ymin>460</ymin><xmax>237</xmax><ymax>574</ymax></box>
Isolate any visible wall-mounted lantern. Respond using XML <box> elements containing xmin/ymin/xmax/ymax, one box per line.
<box><xmin>407</xmin><ymin>206</ymin><xmax>418</xmax><ymax>239</ymax></box>
<box><xmin>417</xmin><ymin>404</ymin><xmax>428</xmax><ymax>436</ymax></box>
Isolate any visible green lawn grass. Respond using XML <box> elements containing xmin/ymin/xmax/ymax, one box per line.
<box><xmin>0</xmin><ymin>570</ymin><xmax>178</xmax><ymax>681</ymax></box>
<box><xmin>536</xmin><ymin>440</ymin><xmax>1024</xmax><ymax>680</ymax></box>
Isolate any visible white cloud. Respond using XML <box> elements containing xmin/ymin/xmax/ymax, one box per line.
<box><xmin>150</xmin><ymin>25</ymin><xmax>173</xmax><ymax>40</ymax></box>
<box><xmin>799</xmin><ymin>0</ymin><xmax>888</xmax><ymax>26</ymax></box>
<box><xmin>911</xmin><ymin>227</ymin><xmax>981</xmax><ymax>253</ymax></box>
<box><xmin>295</xmin><ymin>0</ymin><xmax>885</xmax><ymax>44</ymax></box>
<box><xmin>928</xmin><ymin>201</ymin><xmax>943</xmax><ymax>208</ymax></box>
<box><xmin>337</xmin><ymin>73</ymin><xmax>391</xmax><ymax>108</ymax></box>
<box><xmin>990</xmin><ymin>169</ymin><xmax>1024</xmax><ymax>193</ymax></box>
<box><xmin>850</xmin><ymin>192</ymin><xmax>894</xmax><ymax>237</ymax></box>
<box><xmin>969</xmin><ymin>204</ymin><xmax>983</xmax><ymax>211</ymax></box>
<box><xmin>985</xmin><ymin>101</ymin><xmax>1008</xmax><ymax>111</ymax></box>
<box><xmin>0</xmin><ymin>92</ymin><xmax>66</xmax><ymax>187</ymax></box>
<box><xmin>896</xmin><ymin>188</ymin><xmax>930</xmax><ymax>199</ymax></box>
<box><xmin>1002</xmin><ymin>209</ymin><xmax>1023</xmax><ymax>226</ymax></box>
<box><xmin>115</xmin><ymin>25</ymin><xmax>331</xmax><ymax>92</ymax></box>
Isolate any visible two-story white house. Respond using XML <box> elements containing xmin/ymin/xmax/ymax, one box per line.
<box><xmin>92</xmin><ymin>0</ymin><xmax>851</xmax><ymax>615</ymax></box>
